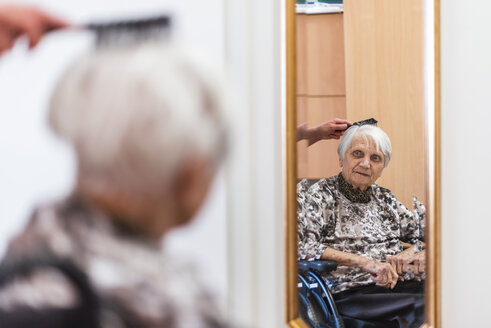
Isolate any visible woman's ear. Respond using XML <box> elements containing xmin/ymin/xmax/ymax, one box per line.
<box><xmin>174</xmin><ymin>157</ymin><xmax>214</xmax><ymax>226</ymax></box>
<box><xmin>339</xmin><ymin>158</ymin><xmax>343</xmax><ymax>168</ymax></box>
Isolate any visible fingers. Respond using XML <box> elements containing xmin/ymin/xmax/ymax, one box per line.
<box><xmin>384</xmin><ymin>264</ymin><xmax>398</xmax><ymax>288</ymax></box>
<box><xmin>372</xmin><ymin>253</ymin><xmax>426</xmax><ymax>289</ymax></box>
<box><xmin>387</xmin><ymin>255</ymin><xmax>402</xmax><ymax>275</ymax></box>
<box><xmin>0</xmin><ymin>30</ymin><xmax>15</xmax><ymax>55</ymax></box>
<box><xmin>332</xmin><ymin>118</ymin><xmax>351</xmax><ymax>125</ymax></box>
<box><xmin>386</xmin><ymin>255</ymin><xmax>395</xmax><ymax>271</ymax></box>
<box><xmin>22</xmin><ymin>9</ymin><xmax>65</xmax><ymax>49</ymax></box>
<box><xmin>415</xmin><ymin>252</ymin><xmax>426</xmax><ymax>274</ymax></box>
<box><xmin>374</xmin><ymin>274</ymin><xmax>396</xmax><ymax>289</ymax></box>
<box><xmin>418</xmin><ymin>260</ymin><xmax>425</xmax><ymax>274</ymax></box>
<box><xmin>401</xmin><ymin>257</ymin><xmax>409</xmax><ymax>273</ymax></box>
<box><xmin>330</xmin><ymin>118</ymin><xmax>352</xmax><ymax>133</ymax></box>
<box><xmin>389</xmin><ymin>277</ymin><xmax>398</xmax><ymax>289</ymax></box>
<box><xmin>39</xmin><ymin>11</ymin><xmax>70</xmax><ymax>31</ymax></box>
<box><xmin>388</xmin><ymin>252</ymin><xmax>415</xmax><ymax>275</ymax></box>
<box><xmin>386</xmin><ymin>263</ymin><xmax>398</xmax><ymax>287</ymax></box>
<box><xmin>24</xmin><ymin>22</ymin><xmax>42</xmax><ymax>49</ymax></box>
<box><xmin>330</xmin><ymin>122</ymin><xmax>349</xmax><ymax>131</ymax></box>
<box><xmin>308</xmin><ymin>118</ymin><xmax>351</xmax><ymax>141</ymax></box>
<box><xmin>317</xmin><ymin>122</ymin><xmax>345</xmax><ymax>140</ymax></box>
<box><xmin>388</xmin><ymin>265</ymin><xmax>398</xmax><ymax>288</ymax></box>
<box><xmin>0</xmin><ymin>5</ymin><xmax>69</xmax><ymax>52</ymax></box>
<box><xmin>398</xmin><ymin>260</ymin><xmax>404</xmax><ymax>275</ymax></box>
<box><xmin>371</xmin><ymin>262</ymin><xmax>398</xmax><ymax>289</ymax></box>
<box><xmin>372</xmin><ymin>273</ymin><xmax>387</xmax><ymax>287</ymax></box>
<box><xmin>397</xmin><ymin>257</ymin><xmax>408</xmax><ymax>275</ymax></box>
<box><xmin>331</xmin><ymin>131</ymin><xmax>343</xmax><ymax>139</ymax></box>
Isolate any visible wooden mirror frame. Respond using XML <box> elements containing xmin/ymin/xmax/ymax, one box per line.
<box><xmin>284</xmin><ymin>0</ymin><xmax>441</xmax><ymax>327</ymax></box>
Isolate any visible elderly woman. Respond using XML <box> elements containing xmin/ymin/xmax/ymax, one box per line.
<box><xmin>298</xmin><ymin>124</ymin><xmax>425</xmax><ymax>328</ymax></box>
<box><xmin>0</xmin><ymin>44</ymin><xmax>229</xmax><ymax>327</ymax></box>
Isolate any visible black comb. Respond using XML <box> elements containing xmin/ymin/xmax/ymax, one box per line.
<box><xmin>353</xmin><ymin>118</ymin><xmax>378</xmax><ymax>126</ymax></box>
<box><xmin>84</xmin><ymin>15</ymin><xmax>172</xmax><ymax>47</ymax></box>
<box><xmin>335</xmin><ymin>118</ymin><xmax>378</xmax><ymax>132</ymax></box>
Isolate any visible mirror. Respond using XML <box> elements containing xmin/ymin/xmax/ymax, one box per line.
<box><xmin>285</xmin><ymin>0</ymin><xmax>440</xmax><ymax>327</ymax></box>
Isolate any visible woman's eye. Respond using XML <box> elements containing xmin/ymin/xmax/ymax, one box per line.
<box><xmin>353</xmin><ymin>150</ymin><xmax>362</xmax><ymax>157</ymax></box>
<box><xmin>371</xmin><ymin>155</ymin><xmax>381</xmax><ymax>162</ymax></box>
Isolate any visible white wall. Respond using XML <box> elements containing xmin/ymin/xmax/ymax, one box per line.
<box><xmin>224</xmin><ymin>1</ymin><xmax>285</xmax><ymax>327</ymax></box>
<box><xmin>0</xmin><ymin>0</ymin><xmax>228</xmax><ymax>311</ymax></box>
<box><xmin>441</xmin><ymin>0</ymin><xmax>491</xmax><ymax>326</ymax></box>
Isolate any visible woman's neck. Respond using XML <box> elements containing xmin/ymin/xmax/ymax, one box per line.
<box><xmin>337</xmin><ymin>173</ymin><xmax>372</xmax><ymax>203</ymax></box>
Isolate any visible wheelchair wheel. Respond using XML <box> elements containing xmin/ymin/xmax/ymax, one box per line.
<box><xmin>298</xmin><ymin>273</ymin><xmax>342</xmax><ymax>328</ymax></box>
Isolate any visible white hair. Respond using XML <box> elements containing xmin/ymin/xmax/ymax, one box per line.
<box><xmin>337</xmin><ymin>125</ymin><xmax>392</xmax><ymax>167</ymax></box>
<box><xmin>49</xmin><ymin>43</ymin><xmax>228</xmax><ymax>194</ymax></box>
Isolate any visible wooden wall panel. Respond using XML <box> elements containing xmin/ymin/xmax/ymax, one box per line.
<box><xmin>296</xmin><ymin>96</ymin><xmax>308</xmax><ymax>175</ymax></box>
<box><xmin>296</xmin><ymin>14</ymin><xmax>307</xmax><ymax>95</ymax></box>
<box><xmin>299</xmin><ymin>13</ymin><xmax>346</xmax><ymax>96</ymax></box>
<box><xmin>343</xmin><ymin>0</ymin><xmax>426</xmax><ymax>208</ymax></box>
<box><xmin>296</xmin><ymin>13</ymin><xmax>347</xmax><ymax>180</ymax></box>
<box><xmin>297</xmin><ymin>96</ymin><xmax>346</xmax><ymax>179</ymax></box>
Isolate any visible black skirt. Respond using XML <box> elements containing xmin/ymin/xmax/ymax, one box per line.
<box><xmin>333</xmin><ymin>281</ymin><xmax>425</xmax><ymax>328</ymax></box>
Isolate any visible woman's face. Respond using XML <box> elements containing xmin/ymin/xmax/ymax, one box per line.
<box><xmin>340</xmin><ymin>135</ymin><xmax>385</xmax><ymax>191</ymax></box>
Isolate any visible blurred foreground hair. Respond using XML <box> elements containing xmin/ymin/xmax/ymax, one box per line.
<box><xmin>49</xmin><ymin>43</ymin><xmax>228</xmax><ymax>195</ymax></box>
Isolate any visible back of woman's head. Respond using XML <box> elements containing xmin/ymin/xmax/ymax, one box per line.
<box><xmin>49</xmin><ymin>43</ymin><xmax>228</xmax><ymax>195</ymax></box>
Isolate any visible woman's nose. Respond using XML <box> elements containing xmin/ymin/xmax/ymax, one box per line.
<box><xmin>359</xmin><ymin>157</ymin><xmax>370</xmax><ymax>168</ymax></box>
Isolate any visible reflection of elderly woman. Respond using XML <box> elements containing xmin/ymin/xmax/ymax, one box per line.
<box><xmin>298</xmin><ymin>125</ymin><xmax>425</xmax><ymax>327</ymax></box>
<box><xmin>0</xmin><ymin>44</ymin><xmax>229</xmax><ymax>327</ymax></box>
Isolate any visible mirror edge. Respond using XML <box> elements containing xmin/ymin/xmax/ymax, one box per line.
<box><xmin>284</xmin><ymin>0</ymin><xmax>441</xmax><ymax>326</ymax></box>
<box><xmin>285</xmin><ymin>0</ymin><xmax>303</xmax><ymax>325</ymax></box>
<box><xmin>426</xmin><ymin>0</ymin><xmax>441</xmax><ymax>326</ymax></box>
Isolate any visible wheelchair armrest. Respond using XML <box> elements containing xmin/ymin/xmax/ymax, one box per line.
<box><xmin>299</xmin><ymin>260</ymin><xmax>337</xmax><ymax>273</ymax></box>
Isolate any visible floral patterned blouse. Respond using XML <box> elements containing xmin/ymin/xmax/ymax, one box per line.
<box><xmin>297</xmin><ymin>173</ymin><xmax>425</xmax><ymax>294</ymax></box>
<box><xmin>0</xmin><ymin>196</ymin><xmax>229</xmax><ymax>328</ymax></box>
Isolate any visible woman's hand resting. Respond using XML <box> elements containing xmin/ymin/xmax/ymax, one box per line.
<box><xmin>361</xmin><ymin>259</ymin><xmax>398</xmax><ymax>289</ymax></box>
<box><xmin>387</xmin><ymin>249</ymin><xmax>426</xmax><ymax>276</ymax></box>
<box><xmin>412</xmin><ymin>251</ymin><xmax>425</xmax><ymax>274</ymax></box>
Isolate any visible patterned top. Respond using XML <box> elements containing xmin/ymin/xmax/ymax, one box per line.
<box><xmin>0</xmin><ymin>196</ymin><xmax>230</xmax><ymax>328</ymax></box>
<box><xmin>297</xmin><ymin>174</ymin><xmax>425</xmax><ymax>294</ymax></box>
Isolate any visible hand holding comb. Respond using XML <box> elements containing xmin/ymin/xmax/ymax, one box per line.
<box><xmin>0</xmin><ymin>5</ymin><xmax>171</xmax><ymax>54</ymax></box>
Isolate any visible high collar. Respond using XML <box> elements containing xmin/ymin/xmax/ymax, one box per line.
<box><xmin>337</xmin><ymin>173</ymin><xmax>372</xmax><ymax>203</ymax></box>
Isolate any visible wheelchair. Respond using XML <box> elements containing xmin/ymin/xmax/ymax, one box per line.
<box><xmin>298</xmin><ymin>259</ymin><xmax>344</xmax><ymax>328</ymax></box>
<box><xmin>298</xmin><ymin>260</ymin><xmax>426</xmax><ymax>328</ymax></box>
<box><xmin>0</xmin><ymin>256</ymin><xmax>101</xmax><ymax>328</ymax></box>
<box><xmin>298</xmin><ymin>178</ymin><xmax>345</xmax><ymax>327</ymax></box>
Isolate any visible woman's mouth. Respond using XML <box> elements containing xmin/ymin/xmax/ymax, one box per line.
<box><xmin>355</xmin><ymin>171</ymin><xmax>370</xmax><ymax>177</ymax></box>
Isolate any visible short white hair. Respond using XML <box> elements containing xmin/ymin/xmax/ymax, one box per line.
<box><xmin>337</xmin><ymin>125</ymin><xmax>392</xmax><ymax>167</ymax></box>
<box><xmin>49</xmin><ymin>43</ymin><xmax>228</xmax><ymax>194</ymax></box>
